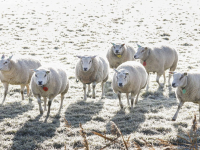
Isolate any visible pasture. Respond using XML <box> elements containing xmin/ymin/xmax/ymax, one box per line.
<box><xmin>0</xmin><ymin>0</ymin><xmax>200</xmax><ymax>149</ymax></box>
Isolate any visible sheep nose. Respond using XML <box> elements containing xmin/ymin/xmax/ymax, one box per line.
<box><xmin>172</xmin><ymin>83</ymin><xmax>176</xmax><ymax>87</ymax></box>
<box><xmin>119</xmin><ymin>83</ymin><xmax>123</xmax><ymax>87</ymax></box>
<box><xmin>115</xmin><ymin>50</ymin><xmax>119</xmax><ymax>53</ymax></box>
<box><xmin>38</xmin><ymin>81</ymin><xmax>43</xmax><ymax>85</ymax></box>
<box><xmin>83</xmin><ymin>68</ymin><xmax>87</xmax><ymax>71</ymax></box>
<box><xmin>134</xmin><ymin>55</ymin><xmax>137</xmax><ymax>59</ymax></box>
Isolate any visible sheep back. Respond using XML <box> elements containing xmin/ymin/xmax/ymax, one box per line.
<box><xmin>75</xmin><ymin>56</ymin><xmax>109</xmax><ymax>84</ymax></box>
<box><xmin>31</xmin><ymin>65</ymin><xmax>69</xmax><ymax>98</ymax></box>
<box><xmin>112</xmin><ymin>61</ymin><xmax>148</xmax><ymax>94</ymax></box>
<box><xmin>141</xmin><ymin>46</ymin><xmax>178</xmax><ymax>73</ymax></box>
<box><xmin>0</xmin><ymin>56</ymin><xmax>41</xmax><ymax>85</ymax></box>
<box><xmin>176</xmin><ymin>73</ymin><xmax>200</xmax><ymax>103</ymax></box>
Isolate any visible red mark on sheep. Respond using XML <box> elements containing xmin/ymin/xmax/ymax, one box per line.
<box><xmin>43</xmin><ymin>87</ymin><xmax>48</xmax><ymax>91</ymax></box>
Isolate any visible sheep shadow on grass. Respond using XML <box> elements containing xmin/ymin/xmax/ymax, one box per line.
<box><xmin>106</xmin><ymin>93</ymin><xmax>178</xmax><ymax>136</ymax></box>
<box><xmin>10</xmin><ymin>114</ymin><xmax>61</xmax><ymax>150</ymax></box>
<box><xmin>0</xmin><ymin>102</ymin><xmax>34</xmax><ymax>122</ymax></box>
<box><xmin>65</xmin><ymin>99</ymin><xmax>104</xmax><ymax>128</ymax></box>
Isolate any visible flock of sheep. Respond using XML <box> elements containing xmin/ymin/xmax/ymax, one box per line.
<box><xmin>0</xmin><ymin>43</ymin><xmax>200</xmax><ymax>122</ymax></box>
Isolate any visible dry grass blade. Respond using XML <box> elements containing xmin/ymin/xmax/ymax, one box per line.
<box><xmin>192</xmin><ymin>114</ymin><xmax>197</xmax><ymax>132</ymax></box>
<box><xmin>141</xmin><ymin>138</ymin><xmax>155</xmax><ymax>150</ymax></box>
<box><xmin>133</xmin><ymin>141</ymin><xmax>142</xmax><ymax>150</ymax></box>
<box><xmin>110</xmin><ymin>121</ymin><xmax>120</xmax><ymax>137</ymax></box>
<box><xmin>92</xmin><ymin>131</ymin><xmax>119</xmax><ymax>142</ymax></box>
<box><xmin>126</xmin><ymin>135</ymin><xmax>131</xmax><ymax>147</ymax></box>
<box><xmin>64</xmin><ymin>118</ymin><xmax>71</xmax><ymax>128</ymax></box>
<box><xmin>157</xmin><ymin>139</ymin><xmax>176</xmax><ymax>150</ymax></box>
<box><xmin>110</xmin><ymin>121</ymin><xmax>129</xmax><ymax>150</ymax></box>
<box><xmin>92</xmin><ymin>131</ymin><xmax>120</xmax><ymax>150</ymax></box>
<box><xmin>79</xmin><ymin>123</ymin><xmax>89</xmax><ymax>150</ymax></box>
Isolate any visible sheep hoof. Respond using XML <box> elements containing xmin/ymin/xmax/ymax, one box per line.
<box><xmin>172</xmin><ymin>118</ymin><xmax>176</xmax><ymax>121</ymax></box>
<box><xmin>120</xmin><ymin>105</ymin><xmax>123</xmax><ymax>109</ymax></box>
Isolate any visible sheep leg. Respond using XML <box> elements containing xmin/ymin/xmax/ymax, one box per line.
<box><xmin>36</xmin><ymin>95</ymin><xmax>43</xmax><ymax>114</ymax></box>
<box><xmin>44</xmin><ymin>97</ymin><xmax>47</xmax><ymax>111</ymax></box>
<box><xmin>20</xmin><ymin>84</ymin><xmax>26</xmax><ymax>100</ymax></box>
<box><xmin>199</xmin><ymin>103</ymin><xmax>200</xmax><ymax>122</ymax></box>
<box><xmin>59</xmin><ymin>93</ymin><xmax>65</xmax><ymax>111</ymax></box>
<box><xmin>2</xmin><ymin>83</ymin><xmax>9</xmax><ymax>104</ymax></box>
<box><xmin>168</xmin><ymin>73</ymin><xmax>172</xmax><ymax>85</ymax></box>
<box><xmin>47</xmin><ymin>96</ymin><xmax>55</xmax><ymax>117</ymax></box>
<box><xmin>130</xmin><ymin>93</ymin><xmax>135</xmax><ymax>109</ymax></box>
<box><xmin>172</xmin><ymin>101</ymin><xmax>184</xmax><ymax>121</ymax></box>
<box><xmin>135</xmin><ymin>89</ymin><xmax>141</xmax><ymax>105</ymax></box>
<box><xmin>118</xmin><ymin>92</ymin><xmax>123</xmax><ymax>109</ymax></box>
<box><xmin>26</xmin><ymin>84</ymin><xmax>30</xmax><ymax>95</ymax></box>
<box><xmin>28</xmin><ymin>89</ymin><xmax>32</xmax><ymax>97</ymax></box>
<box><xmin>146</xmin><ymin>73</ymin><xmax>150</xmax><ymax>91</ymax></box>
<box><xmin>83</xmin><ymin>83</ymin><xmax>87</xmax><ymax>100</ymax></box>
<box><xmin>156</xmin><ymin>73</ymin><xmax>162</xmax><ymax>87</ymax></box>
<box><xmin>92</xmin><ymin>82</ymin><xmax>96</xmax><ymax>99</ymax></box>
<box><xmin>87</xmin><ymin>84</ymin><xmax>91</xmax><ymax>96</ymax></box>
<box><xmin>126</xmin><ymin>93</ymin><xmax>130</xmax><ymax>106</ymax></box>
<box><xmin>163</xmin><ymin>71</ymin><xmax>166</xmax><ymax>84</ymax></box>
<box><xmin>101</xmin><ymin>81</ymin><xmax>105</xmax><ymax>99</ymax></box>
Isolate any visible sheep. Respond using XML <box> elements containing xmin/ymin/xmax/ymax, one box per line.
<box><xmin>106</xmin><ymin>43</ymin><xmax>136</xmax><ymax>69</ymax></box>
<box><xmin>134</xmin><ymin>44</ymin><xmax>178</xmax><ymax>90</ymax></box>
<box><xmin>170</xmin><ymin>71</ymin><xmax>200</xmax><ymax>122</ymax></box>
<box><xmin>30</xmin><ymin>64</ymin><xmax>69</xmax><ymax>117</ymax></box>
<box><xmin>112</xmin><ymin>61</ymin><xmax>148</xmax><ymax>109</ymax></box>
<box><xmin>75</xmin><ymin>55</ymin><xmax>109</xmax><ymax>100</ymax></box>
<box><xmin>0</xmin><ymin>54</ymin><xmax>41</xmax><ymax>104</ymax></box>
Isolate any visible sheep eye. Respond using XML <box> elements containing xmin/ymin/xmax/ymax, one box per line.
<box><xmin>4</xmin><ymin>61</ymin><xmax>7</xmax><ymax>65</ymax></box>
<box><xmin>89</xmin><ymin>60</ymin><xmax>92</xmax><ymax>64</ymax></box>
<box><xmin>141</xmin><ymin>50</ymin><xmax>145</xmax><ymax>53</ymax></box>
<box><xmin>35</xmin><ymin>74</ymin><xmax>37</xmax><ymax>77</ymax></box>
<box><xmin>44</xmin><ymin>74</ymin><xmax>46</xmax><ymax>77</ymax></box>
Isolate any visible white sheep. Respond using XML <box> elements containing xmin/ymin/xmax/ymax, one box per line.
<box><xmin>170</xmin><ymin>71</ymin><xmax>200</xmax><ymax>122</ymax></box>
<box><xmin>30</xmin><ymin>65</ymin><xmax>69</xmax><ymax>117</ymax></box>
<box><xmin>134</xmin><ymin>44</ymin><xmax>178</xmax><ymax>90</ymax></box>
<box><xmin>0</xmin><ymin>54</ymin><xmax>41</xmax><ymax>104</ymax></box>
<box><xmin>75</xmin><ymin>55</ymin><xmax>109</xmax><ymax>100</ymax></box>
<box><xmin>106</xmin><ymin>43</ymin><xmax>136</xmax><ymax>69</ymax></box>
<box><xmin>112</xmin><ymin>61</ymin><xmax>148</xmax><ymax>109</ymax></box>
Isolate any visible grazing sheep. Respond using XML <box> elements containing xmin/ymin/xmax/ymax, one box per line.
<box><xmin>30</xmin><ymin>65</ymin><xmax>69</xmax><ymax>117</ymax></box>
<box><xmin>0</xmin><ymin>54</ymin><xmax>41</xmax><ymax>104</ymax></box>
<box><xmin>106</xmin><ymin>43</ymin><xmax>136</xmax><ymax>68</ymax></box>
<box><xmin>112</xmin><ymin>61</ymin><xmax>148</xmax><ymax>109</ymax></box>
<box><xmin>170</xmin><ymin>71</ymin><xmax>200</xmax><ymax>122</ymax></box>
<box><xmin>134</xmin><ymin>44</ymin><xmax>178</xmax><ymax>90</ymax></box>
<box><xmin>75</xmin><ymin>55</ymin><xmax>109</xmax><ymax>100</ymax></box>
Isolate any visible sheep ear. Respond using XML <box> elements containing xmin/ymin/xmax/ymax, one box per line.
<box><xmin>169</xmin><ymin>71</ymin><xmax>176</xmax><ymax>74</ymax></box>
<box><xmin>137</xmin><ymin>44</ymin><xmax>142</xmax><ymax>48</ymax></box>
<box><xmin>76</xmin><ymin>55</ymin><xmax>82</xmax><ymax>59</ymax></box>
<box><xmin>125</xmin><ymin>72</ymin><xmax>129</xmax><ymax>76</ymax></box>
<box><xmin>114</xmin><ymin>69</ymin><xmax>119</xmax><ymax>74</ymax></box>
<box><xmin>91</xmin><ymin>55</ymin><xmax>97</xmax><ymax>59</ymax></box>
<box><xmin>183</xmin><ymin>72</ymin><xmax>187</xmax><ymax>76</ymax></box>
<box><xmin>111</xmin><ymin>43</ymin><xmax>115</xmax><ymax>46</ymax></box>
<box><xmin>144</xmin><ymin>47</ymin><xmax>148</xmax><ymax>50</ymax></box>
<box><xmin>46</xmin><ymin>70</ymin><xmax>50</xmax><ymax>74</ymax></box>
<box><xmin>8</xmin><ymin>55</ymin><xmax>13</xmax><ymax>60</ymax></box>
<box><xmin>31</xmin><ymin>69</ymin><xmax>38</xmax><ymax>72</ymax></box>
<box><xmin>1</xmin><ymin>54</ymin><xmax>5</xmax><ymax>59</ymax></box>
